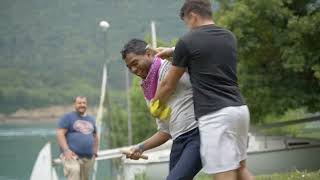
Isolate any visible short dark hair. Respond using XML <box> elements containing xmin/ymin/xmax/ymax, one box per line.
<box><xmin>73</xmin><ymin>96</ymin><xmax>87</xmax><ymax>102</ymax></box>
<box><xmin>180</xmin><ymin>0</ymin><xmax>213</xmax><ymax>20</ymax></box>
<box><xmin>121</xmin><ymin>39</ymin><xmax>148</xmax><ymax>60</ymax></box>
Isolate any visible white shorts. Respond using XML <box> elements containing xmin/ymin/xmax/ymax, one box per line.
<box><xmin>198</xmin><ymin>105</ymin><xmax>250</xmax><ymax>174</ymax></box>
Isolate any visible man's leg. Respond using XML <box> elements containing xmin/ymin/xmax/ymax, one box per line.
<box><xmin>199</xmin><ymin>106</ymin><xmax>252</xmax><ymax>180</ymax></box>
<box><xmin>61</xmin><ymin>155</ymin><xmax>81</xmax><ymax>180</ymax></box>
<box><xmin>213</xmin><ymin>170</ymin><xmax>237</xmax><ymax>180</ymax></box>
<box><xmin>213</xmin><ymin>160</ymin><xmax>254</xmax><ymax>180</ymax></box>
<box><xmin>237</xmin><ymin>160</ymin><xmax>255</xmax><ymax>180</ymax></box>
<box><xmin>168</xmin><ymin>141</ymin><xmax>182</xmax><ymax>171</ymax></box>
<box><xmin>79</xmin><ymin>157</ymin><xmax>95</xmax><ymax>180</ymax></box>
<box><xmin>167</xmin><ymin>129</ymin><xmax>202</xmax><ymax>180</ymax></box>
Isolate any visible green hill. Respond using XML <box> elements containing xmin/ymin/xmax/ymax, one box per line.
<box><xmin>0</xmin><ymin>0</ymin><xmax>187</xmax><ymax>113</ymax></box>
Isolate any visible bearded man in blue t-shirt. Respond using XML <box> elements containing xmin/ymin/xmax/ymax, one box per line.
<box><xmin>56</xmin><ymin>96</ymin><xmax>98</xmax><ymax>180</ymax></box>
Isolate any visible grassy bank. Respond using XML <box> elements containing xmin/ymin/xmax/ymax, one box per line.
<box><xmin>195</xmin><ymin>170</ymin><xmax>320</xmax><ymax>180</ymax></box>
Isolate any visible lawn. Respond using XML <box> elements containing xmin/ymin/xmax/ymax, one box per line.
<box><xmin>195</xmin><ymin>170</ymin><xmax>320</xmax><ymax>180</ymax></box>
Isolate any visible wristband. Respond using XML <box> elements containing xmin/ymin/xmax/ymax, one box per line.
<box><xmin>63</xmin><ymin>148</ymin><xmax>71</xmax><ymax>153</ymax></box>
<box><xmin>138</xmin><ymin>143</ymin><xmax>144</xmax><ymax>152</ymax></box>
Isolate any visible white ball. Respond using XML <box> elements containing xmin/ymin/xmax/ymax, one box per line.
<box><xmin>99</xmin><ymin>21</ymin><xmax>110</xmax><ymax>29</ymax></box>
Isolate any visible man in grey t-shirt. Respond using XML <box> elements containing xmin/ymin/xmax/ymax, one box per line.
<box><xmin>120</xmin><ymin>39</ymin><xmax>202</xmax><ymax>180</ymax></box>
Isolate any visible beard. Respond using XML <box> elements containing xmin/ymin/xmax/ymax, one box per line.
<box><xmin>76</xmin><ymin>107</ymin><xmax>86</xmax><ymax>114</ymax></box>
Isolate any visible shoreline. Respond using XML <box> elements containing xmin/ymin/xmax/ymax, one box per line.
<box><xmin>0</xmin><ymin>116</ymin><xmax>59</xmax><ymax>124</ymax></box>
<box><xmin>0</xmin><ymin>105</ymin><xmax>98</xmax><ymax>124</ymax></box>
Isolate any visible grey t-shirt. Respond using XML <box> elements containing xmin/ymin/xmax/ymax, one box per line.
<box><xmin>145</xmin><ymin>60</ymin><xmax>198</xmax><ymax>140</ymax></box>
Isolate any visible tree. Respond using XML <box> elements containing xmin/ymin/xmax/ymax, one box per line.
<box><xmin>106</xmin><ymin>77</ymin><xmax>157</xmax><ymax>148</ymax></box>
<box><xmin>130</xmin><ymin>77</ymin><xmax>157</xmax><ymax>144</ymax></box>
<box><xmin>108</xmin><ymin>104</ymin><xmax>129</xmax><ymax>148</ymax></box>
<box><xmin>215</xmin><ymin>0</ymin><xmax>320</xmax><ymax>123</ymax></box>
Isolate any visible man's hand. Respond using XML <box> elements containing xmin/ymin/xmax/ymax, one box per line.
<box><xmin>126</xmin><ymin>144</ymin><xmax>143</xmax><ymax>160</ymax></box>
<box><xmin>155</xmin><ymin>47</ymin><xmax>174</xmax><ymax>60</ymax></box>
<box><xmin>63</xmin><ymin>149</ymin><xmax>77</xmax><ymax>160</ymax></box>
<box><xmin>150</xmin><ymin>100</ymin><xmax>172</xmax><ymax>121</ymax></box>
<box><xmin>93</xmin><ymin>152</ymin><xmax>98</xmax><ymax>159</ymax></box>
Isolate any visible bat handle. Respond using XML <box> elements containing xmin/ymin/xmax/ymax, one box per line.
<box><xmin>139</xmin><ymin>154</ymin><xmax>148</xmax><ymax>160</ymax></box>
<box><xmin>121</xmin><ymin>150</ymin><xmax>149</xmax><ymax>160</ymax></box>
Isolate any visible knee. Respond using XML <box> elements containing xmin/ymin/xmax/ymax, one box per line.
<box><xmin>239</xmin><ymin>160</ymin><xmax>247</xmax><ymax>170</ymax></box>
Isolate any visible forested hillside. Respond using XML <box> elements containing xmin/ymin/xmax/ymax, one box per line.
<box><xmin>1</xmin><ymin>0</ymin><xmax>319</xmax><ymax>125</ymax></box>
<box><xmin>0</xmin><ymin>0</ymin><xmax>187</xmax><ymax>113</ymax></box>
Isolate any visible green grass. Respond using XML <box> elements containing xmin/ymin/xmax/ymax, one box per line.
<box><xmin>298</xmin><ymin>131</ymin><xmax>320</xmax><ymax>139</ymax></box>
<box><xmin>195</xmin><ymin>170</ymin><xmax>320</xmax><ymax>180</ymax></box>
<box><xmin>132</xmin><ymin>170</ymin><xmax>320</xmax><ymax>180</ymax></box>
<box><xmin>257</xmin><ymin>170</ymin><xmax>320</xmax><ymax>180</ymax></box>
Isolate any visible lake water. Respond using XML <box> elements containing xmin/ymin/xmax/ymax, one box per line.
<box><xmin>0</xmin><ymin>121</ymin><xmax>113</xmax><ymax>180</ymax></box>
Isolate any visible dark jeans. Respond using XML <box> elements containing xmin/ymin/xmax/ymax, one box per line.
<box><xmin>167</xmin><ymin>128</ymin><xmax>202</xmax><ymax>180</ymax></box>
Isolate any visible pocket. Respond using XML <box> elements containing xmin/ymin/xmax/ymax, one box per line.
<box><xmin>63</xmin><ymin>158</ymin><xmax>79</xmax><ymax>176</ymax></box>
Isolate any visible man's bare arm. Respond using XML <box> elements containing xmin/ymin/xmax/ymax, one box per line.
<box><xmin>56</xmin><ymin>128</ymin><xmax>69</xmax><ymax>151</ymax></box>
<box><xmin>127</xmin><ymin>131</ymin><xmax>171</xmax><ymax>160</ymax></box>
<box><xmin>155</xmin><ymin>47</ymin><xmax>175</xmax><ymax>61</ymax></box>
<box><xmin>56</xmin><ymin>128</ymin><xmax>77</xmax><ymax>160</ymax></box>
<box><xmin>142</xmin><ymin>131</ymin><xmax>171</xmax><ymax>151</ymax></box>
<box><xmin>153</xmin><ymin>65</ymin><xmax>185</xmax><ymax>104</ymax></box>
<box><xmin>93</xmin><ymin>133</ymin><xmax>99</xmax><ymax>156</ymax></box>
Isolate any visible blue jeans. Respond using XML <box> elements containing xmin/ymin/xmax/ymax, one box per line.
<box><xmin>167</xmin><ymin>128</ymin><xmax>202</xmax><ymax>180</ymax></box>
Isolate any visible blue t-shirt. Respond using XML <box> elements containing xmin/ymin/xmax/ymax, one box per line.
<box><xmin>58</xmin><ymin>111</ymin><xmax>96</xmax><ymax>158</ymax></box>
